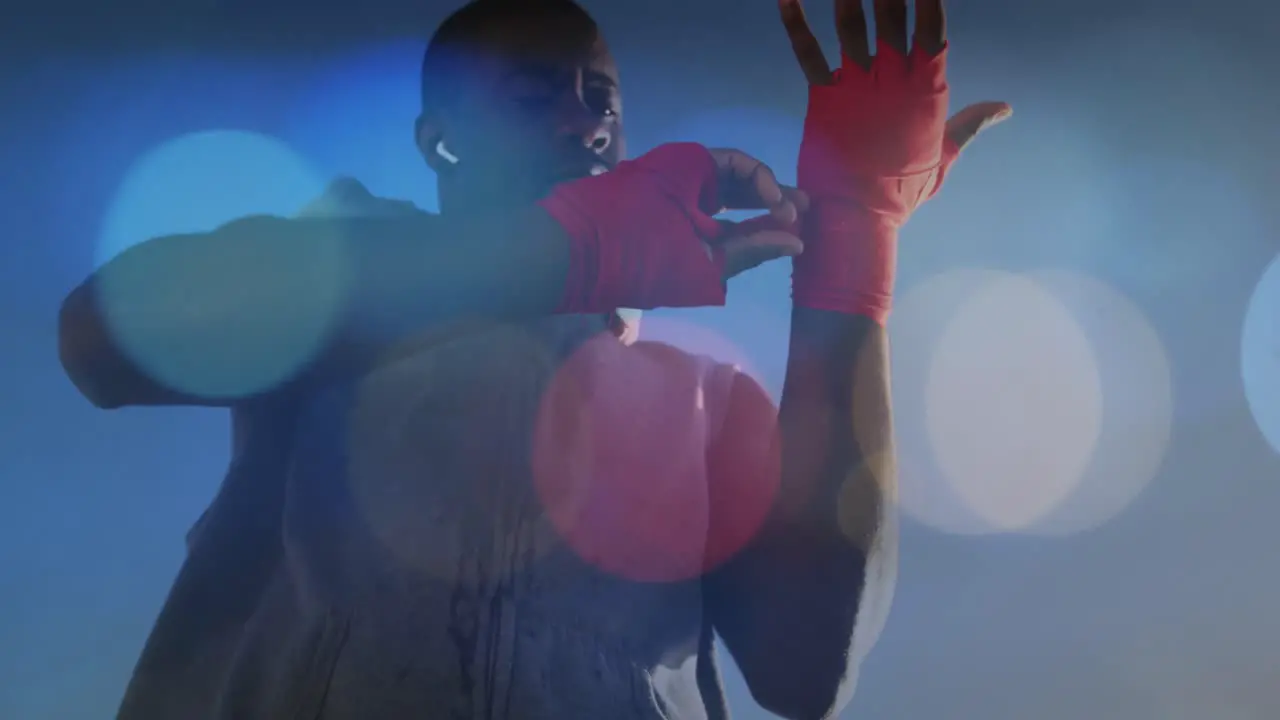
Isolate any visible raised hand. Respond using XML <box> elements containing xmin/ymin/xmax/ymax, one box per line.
<box><xmin>781</xmin><ymin>0</ymin><xmax>1010</xmax><ymax>197</ymax></box>
<box><xmin>777</xmin><ymin>0</ymin><xmax>1011</xmax><ymax>322</ymax></box>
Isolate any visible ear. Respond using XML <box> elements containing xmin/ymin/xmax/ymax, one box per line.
<box><xmin>415</xmin><ymin>113</ymin><xmax>451</xmax><ymax>174</ymax></box>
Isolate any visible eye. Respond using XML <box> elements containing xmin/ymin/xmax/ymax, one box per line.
<box><xmin>586</xmin><ymin>87</ymin><xmax>620</xmax><ymax>118</ymax></box>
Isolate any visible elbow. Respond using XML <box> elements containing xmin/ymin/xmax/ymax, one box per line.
<box><xmin>741</xmin><ymin>655</ymin><xmax>856</xmax><ymax>720</ymax></box>
<box><xmin>717</xmin><ymin>597</ymin><xmax>860</xmax><ymax>720</ymax></box>
<box><xmin>711</xmin><ymin>537</ymin><xmax>870</xmax><ymax>720</ymax></box>
<box><xmin>58</xmin><ymin>286</ymin><xmax>124</xmax><ymax>409</ymax></box>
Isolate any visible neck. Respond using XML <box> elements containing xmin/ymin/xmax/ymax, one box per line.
<box><xmin>437</xmin><ymin>177</ymin><xmax>543</xmax><ymax>218</ymax></box>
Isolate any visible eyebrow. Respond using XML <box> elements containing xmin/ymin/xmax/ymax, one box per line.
<box><xmin>583</xmin><ymin>69</ymin><xmax>618</xmax><ymax>88</ymax></box>
<box><xmin>501</xmin><ymin>64</ymin><xmax>617</xmax><ymax>88</ymax></box>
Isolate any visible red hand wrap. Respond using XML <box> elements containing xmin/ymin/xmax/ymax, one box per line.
<box><xmin>538</xmin><ymin>143</ymin><xmax>728</xmax><ymax>314</ymax></box>
<box><xmin>794</xmin><ymin>41</ymin><xmax>959</xmax><ymax>323</ymax></box>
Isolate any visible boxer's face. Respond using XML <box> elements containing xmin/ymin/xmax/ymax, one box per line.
<box><xmin>418</xmin><ymin>10</ymin><xmax>626</xmax><ymax>211</ymax></box>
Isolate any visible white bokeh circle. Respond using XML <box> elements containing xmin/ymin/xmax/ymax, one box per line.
<box><xmin>96</xmin><ymin>130</ymin><xmax>341</xmax><ymax>398</ymax></box>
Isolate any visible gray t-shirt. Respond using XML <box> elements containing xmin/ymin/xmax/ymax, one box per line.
<box><xmin>115</xmin><ymin>182</ymin><xmax>739</xmax><ymax>720</ymax></box>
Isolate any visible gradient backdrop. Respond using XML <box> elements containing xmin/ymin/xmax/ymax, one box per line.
<box><xmin>2</xmin><ymin>0</ymin><xmax>1279</xmax><ymax>717</ymax></box>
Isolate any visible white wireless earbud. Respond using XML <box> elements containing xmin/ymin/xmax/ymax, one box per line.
<box><xmin>435</xmin><ymin>139</ymin><xmax>460</xmax><ymax>165</ymax></box>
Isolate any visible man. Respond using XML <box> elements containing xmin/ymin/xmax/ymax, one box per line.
<box><xmin>57</xmin><ymin>0</ymin><xmax>1009</xmax><ymax>717</ymax></box>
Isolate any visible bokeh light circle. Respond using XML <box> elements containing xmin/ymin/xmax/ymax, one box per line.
<box><xmin>97</xmin><ymin>129</ymin><xmax>325</xmax><ymax>265</ymax></box>
<box><xmin>925</xmin><ymin>272</ymin><xmax>1103</xmax><ymax>532</ymax></box>
<box><xmin>893</xmin><ymin>268</ymin><xmax>1112</xmax><ymax>535</ymax></box>
<box><xmin>532</xmin><ymin>330</ymin><xmax>777</xmax><ymax>583</ymax></box>
<box><xmin>96</xmin><ymin>129</ymin><xmax>341</xmax><ymax>398</ymax></box>
<box><xmin>637</xmin><ymin>313</ymin><xmax>764</xmax><ymax>385</ymax></box>
<box><xmin>1243</xmin><ymin>255</ymin><xmax>1280</xmax><ymax>454</ymax></box>
<box><xmin>1027</xmin><ymin>271</ymin><xmax>1173</xmax><ymax>535</ymax></box>
<box><xmin>344</xmin><ymin>323</ymin><xmax>569</xmax><ymax>580</ymax></box>
<box><xmin>893</xmin><ymin>268</ymin><xmax>1010</xmax><ymax>535</ymax></box>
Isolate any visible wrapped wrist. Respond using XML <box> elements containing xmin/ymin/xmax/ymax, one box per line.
<box><xmin>791</xmin><ymin>199</ymin><xmax>898</xmax><ymax>324</ymax></box>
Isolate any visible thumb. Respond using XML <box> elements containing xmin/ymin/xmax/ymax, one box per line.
<box><xmin>945</xmin><ymin>101</ymin><xmax>1013</xmax><ymax>153</ymax></box>
<box><xmin>718</xmin><ymin>228</ymin><xmax>804</xmax><ymax>279</ymax></box>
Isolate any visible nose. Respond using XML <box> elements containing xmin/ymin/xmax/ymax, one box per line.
<box><xmin>557</xmin><ymin>97</ymin><xmax>611</xmax><ymax>155</ymax></box>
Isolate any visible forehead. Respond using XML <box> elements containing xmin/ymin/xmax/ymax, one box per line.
<box><xmin>466</xmin><ymin>13</ymin><xmax>617</xmax><ymax>83</ymax></box>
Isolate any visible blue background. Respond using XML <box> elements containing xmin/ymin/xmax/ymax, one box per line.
<box><xmin>3</xmin><ymin>1</ymin><xmax>1280</xmax><ymax>717</ymax></box>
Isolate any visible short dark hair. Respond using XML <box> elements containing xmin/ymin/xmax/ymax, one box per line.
<box><xmin>419</xmin><ymin>0</ymin><xmax>597</xmax><ymax>112</ymax></box>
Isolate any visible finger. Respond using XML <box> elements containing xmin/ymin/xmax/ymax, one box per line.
<box><xmin>747</xmin><ymin>162</ymin><xmax>798</xmax><ymax>226</ymax></box>
<box><xmin>770</xmin><ymin>187</ymin><xmax>809</xmax><ymax>231</ymax></box>
<box><xmin>944</xmin><ymin>101</ymin><xmax>1013</xmax><ymax>152</ymax></box>
<box><xmin>834</xmin><ymin>0</ymin><xmax>871</xmax><ymax>69</ymax></box>
<box><xmin>710</xmin><ymin>149</ymin><xmax>795</xmax><ymax>222</ymax></box>
<box><xmin>782</xmin><ymin>186</ymin><xmax>810</xmax><ymax>215</ymax></box>
<box><xmin>719</xmin><ymin>229</ymin><xmax>804</xmax><ymax>279</ymax></box>
<box><xmin>914</xmin><ymin>0</ymin><xmax>947</xmax><ymax>55</ymax></box>
<box><xmin>873</xmin><ymin>0</ymin><xmax>908</xmax><ymax>54</ymax></box>
<box><xmin>708</xmin><ymin>150</ymin><xmax>807</xmax><ymax>220</ymax></box>
<box><xmin>779</xmin><ymin>0</ymin><xmax>833</xmax><ymax>85</ymax></box>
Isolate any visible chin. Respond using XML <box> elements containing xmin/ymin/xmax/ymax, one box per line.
<box><xmin>541</xmin><ymin>166</ymin><xmax>610</xmax><ymax>194</ymax></box>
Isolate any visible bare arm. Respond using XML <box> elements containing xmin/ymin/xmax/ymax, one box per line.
<box><xmin>705</xmin><ymin>308</ymin><xmax>892</xmax><ymax>720</ymax></box>
<box><xmin>58</xmin><ymin>145</ymin><xmax>805</xmax><ymax>410</ymax></box>
<box><xmin>705</xmin><ymin>1</ymin><xmax>1009</xmax><ymax>713</ymax></box>
<box><xmin>58</xmin><ymin>209</ymin><xmax>572</xmax><ymax>408</ymax></box>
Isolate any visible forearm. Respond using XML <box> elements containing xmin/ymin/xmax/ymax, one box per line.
<box><xmin>58</xmin><ymin>209</ymin><xmax>572</xmax><ymax>408</ymax></box>
<box><xmin>709</xmin><ymin>307</ymin><xmax>894</xmax><ymax>720</ymax></box>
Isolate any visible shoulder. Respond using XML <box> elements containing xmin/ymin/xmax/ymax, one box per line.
<box><xmin>213</xmin><ymin>177</ymin><xmax>438</xmax><ymax>240</ymax></box>
<box><xmin>297</xmin><ymin>177</ymin><xmax>430</xmax><ymax>219</ymax></box>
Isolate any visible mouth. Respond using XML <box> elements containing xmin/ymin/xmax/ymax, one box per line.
<box><xmin>547</xmin><ymin>163</ymin><xmax>610</xmax><ymax>186</ymax></box>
